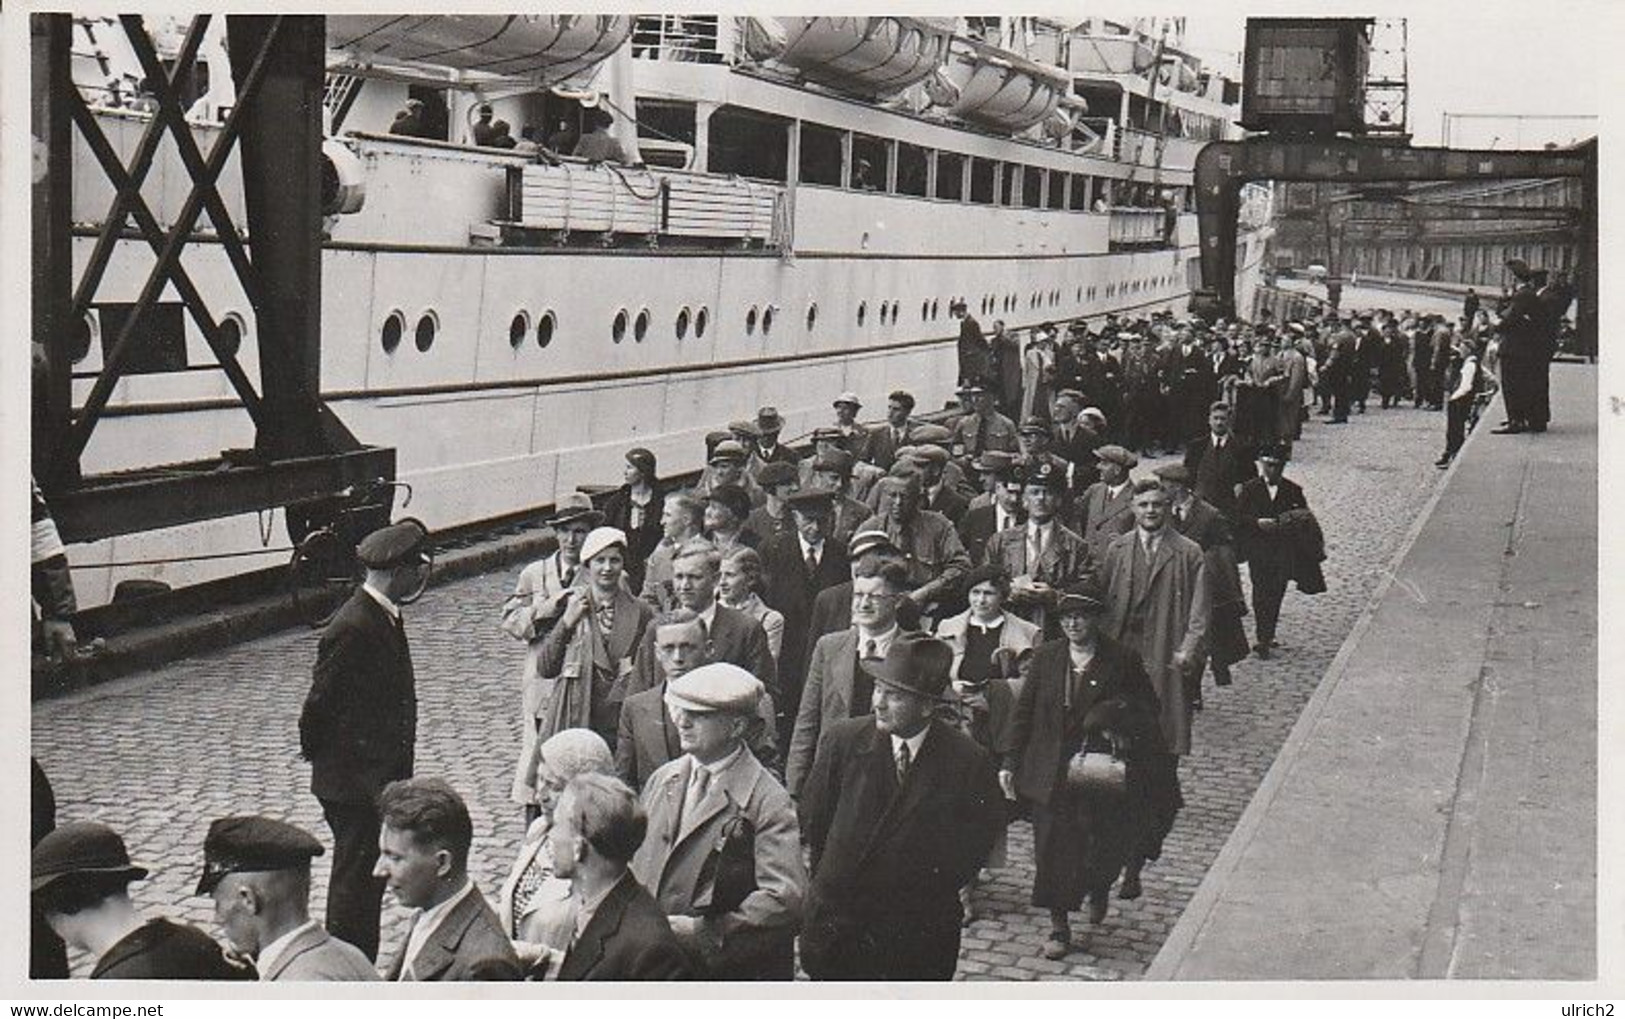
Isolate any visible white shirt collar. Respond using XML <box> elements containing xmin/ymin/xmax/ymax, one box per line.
<box><xmin>968</xmin><ymin>613</ymin><xmax>1005</xmax><ymax>633</ymax></box>
<box><xmin>361</xmin><ymin>581</ymin><xmax>401</xmax><ymax>620</ymax></box>
<box><xmin>256</xmin><ymin>918</ymin><xmax>321</xmax><ymax>980</ymax></box>
<box><xmin>691</xmin><ymin>743</ymin><xmax>745</xmax><ymax>779</ymax></box>
<box><xmin>1107</xmin><ymin>480</ymin><xmax>1129</xmax><ymax>497</ymax></box>
<box><xmin>890</xmin><ymin>726</ymin><xmax>929</xmax><ymax>764</ymax></box>
<box><xmin>798</xmin><ymin>534</ymin><xmax>823</xmax><ymax>558</ymax></box>
<box><xmin>1027</xmin><ymin>519</ymin><xmax>1054</xmax><ymax>538</ymax></box>
<box><xmin>855</xmin><ymin>622</ymin><xmax>899</xmax><ymax>654</ymax></box>
<box><xmin>403</xmin><ymin>879</ymin><xmax>475</xmax><ymax>977</ymax></box>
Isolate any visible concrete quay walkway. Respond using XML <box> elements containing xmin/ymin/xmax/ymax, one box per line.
<box><xmin>1149</xmin><ymin>364</ymin><xmax>1597</xmax><ymax>981</ymax></box>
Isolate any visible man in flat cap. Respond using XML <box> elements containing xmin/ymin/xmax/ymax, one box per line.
<box><xmin>909</xmin><ymin>443</ymin><xmax>970</xmax><ymax>526</ymax></box>
<box><xmin>952</xmin><ymin>382</ymin><xmax>1019</xmax><ymax>459</ymax></box>
<box><xmin>34</xmin><ymin>821</ymin><xmax>254</xmax><ymax>980</ymax></box>
<box><xmin>200</xmin><ymin>816</ymin><xmax>378</xmax><ymax>981</ymax></box>
<box><xmin>798</xmin><ymin>633</ymin><xmax>1003</xmax><ymax>980</ymax></box>
<box><xmin>693</xmin><ymin>439</ymin><xmax>764</xmax><ymax>507</ymax></box>
<box><xmin>830</xmin><ymin>392</ymin><xmax>871</xmax><ymax>462</ymax></box>
<box><xmin>632</xmin><ymin>663</ymin><xmax>805</xmax><ymax>979</ymax></box>
<box><xmin>986</xmin><ymin>460</ymin><xmax>1095</xmax><ymax>636</ymax></box>
<box><xmin>1155</xmin><ymin>462</ymin><xmax>1249</xmax><ymax>700</ymax></box>
<box><xmin>299</xmin><ymin>518</ymin><xmax>430</xmax><ymax>963</ymax></box>
<box><xmin>1077</xmin><ymin>445</ymin><xmax>1139</xmax><ymax>565</ymax></box>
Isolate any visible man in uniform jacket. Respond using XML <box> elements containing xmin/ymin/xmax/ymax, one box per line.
<box><xmin>1182</xmin><ymin>402</ymin><xmax>1257</xmax><ymax>524</ymax></box>
<box><xmin>1235</xmin><ymin>445</ymin><xmax>1315</xmax><ymax>657</ymax></box>
<box><xmin>376</xmin><ymin>779</ymin><xmax>522</xmax><ymax>981</ymax></box>
<box><xmin>986</xmin><ymin>461</ymin><xmax>1096</xmax><ymax>636</ymax></box>
<box><xmin>625</xmin><ymin>539</ymin><xmax>777</xmax><ymax>702</ymax></box>
<box><xmin>197</xmin><ymin>815</ymin><xmax>379</xmax><ymax>982</ymax></box>
<box><xmin>864</xmin><ymin>390</ymin><xmax>918</xmax><ymax>470</ymax></box>
<box><xmin>631</xmin><ymin>664</ymin><xmax>806</xmax><ymax>979</ymax></box>
<box><xmin>33</xmin><ymin>821</ymin><xmax>256</xmax><ymax>980</ymax></box>
<box><xmin>797</xmin><ymin>634</ymin><xmax>1003</xmax><ymax>980</ymax></box>
<box><xmin>1076</xmin><ymin>445</ymin><xmax>1138</xmax><ymax>565</ymax></box>
<box><xmin>298</xmin><ymin>520</ymin><xmax>428</xmax><ymax>962</ymax></box>
<box><xmin>550</xmin><ymin>774</ymin><xmax>694</xmax><ymax>981</ymax></box>
<box><xmin>952</xmin><ymin>383</ymin><xmax>1020</xmax><ymax>458</ymax></box>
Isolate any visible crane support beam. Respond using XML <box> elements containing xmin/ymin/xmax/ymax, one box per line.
<box><xmin>1192</xmin><ymin>136</ymin><xmax>1596</xmax><ymax>354</ymax></box>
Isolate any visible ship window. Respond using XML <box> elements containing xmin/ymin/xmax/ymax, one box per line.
<box><xmin>807</xmin><ymin>302</ymin><xmax>818</xmax><ymax>331</ymax></box>
<box><xmin>509</xmin><ymin>312</ymin><xmax>529</xmax><ymax>349</ymax></box>
<box><xmin>381</xmin><ymin>311</ymin><xmax>405</xmax><ymax>354</ymax></box>
<box><xmin>1022</xmin><ymin>166</ymin><xmax>1044</xmax><ymax>209</ymax></box>
<box><xmin>850</xmin><ymin>134</ymin><xmax>889</xmax><ymax>192</ymax></box>
<box><xmin>800</xmin><ymin>123</ymin><xmax>844</xmax><ymax>187</ymax></box>
<box><xmin>936</xmin><ymin>152</ymin><xmax>965</xmax><ymax>201</ymax></box>
<box><xmin>613</xmin><ymin>309</ymin><xmax>629</xmax><ymax>343</ymax></box>
<box><xmin>970</xmin><ymin>158</ymin><xmax>996</xmax><ymax>204</ymax></box>
<box><xmin>1047</xmin><ymin>171</ymin><xmax>1067</xmax><ymax>211</ymax></box>
<box><xmin>216</xmin><ymin>313</ymin><xmax>244</xmax><ymax>360</ymax></box>
<box><xmin>634</xmin><ymin>308</ymin><xmax>650</xmax><ymax>342</ymax></box>
<box><xmin>931</xmin><ymin>299</ymin><xmax>940</xmax><ymax>320</ymax></box>
<box><xmin>998</xmin><ymin>164</ymin><xmax>1018</xmax><ymax>207</ymax></box>
<box><xmin>415</xmin><ymin>312</ymin><xmax>438</xmax><ymax>352</ymax></box>
<box><xmin>536</xmin><ymin>311</ymin><xmax>555</xmax><ymax>348</ymax></box>
<box><xmin>896</xmin><ymin>143</ymin><xmax>929</xmax><ymax>197</ymax></box>
<box><xmin>676</xmin><ymin>307</ymin><xmax>691</xmax><ymax>340</ymax></box>
<box><xmin>762</xmin><ymin>305</ymin><xmax>775</xmax><ymax>334</ymax></box>
<box><xmin>921</xmin><ymin>300</ymin><xmax>930</xmax><ymax>321</ymax></box>
<box><xmin>857</xmin><ymin>301</ymin><xmax>867</xmax><ymax>327</ymax></box>
<box><xmin>708</xmin><ymin>106</ymin><xmax>789</xmax><ymax>181</ymax></box>
<box><xmin>695</xmin><ymin>307</ymin><xmax>709</xmax><ymax>338</ymax></box>
<box><xmin>1070</xmin><ymin>175</ymin><xmax>1091</xmax><ymax>211</ymax></box>
<box><xmin>746</xmin><ymin>306</ymin><xmax>759</xmax><ymax>335</ymax></box>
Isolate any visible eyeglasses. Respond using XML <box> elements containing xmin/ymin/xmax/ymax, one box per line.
<box><xmin>851</xmin><ymin>591</ymin><xmax>898</xmax><ymax>604</ymax></box>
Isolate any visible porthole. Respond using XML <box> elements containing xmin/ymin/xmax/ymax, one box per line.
<box><xmin>1077</xmin><ymin>286</ymin><xmax>1084</xmax><ymax>302</ymax></box>
<box><xmin>414</xmin><ymin>312</ymin><xmax>438</xmax><ymax>352</ymax></box>
<box><xmin>634</xmin><ymin>308</ymin><xmax>649</xmax><ymax>342</ymax></box>
<box><xmin>762</xmin><ymin>305</ymin><xmax>775</xmax><ymax>335</ymax></box>
<box><xmin>381</xmin><ymin>310</ymin><xmax>405</xmax><ymax>354</ymax></box>
<box><xmin>612</xmin><ymin>308</ymin><xmax>628</xmax><ymax>343</ymax></box>
<box><xmin>217</xmin><ymin>313</ymin><xmax>244</xmax><ymax>360</ymax></box>
<box><xmin>857</xmin><ymin>301</ymin><xmax>867</xmax><ymax>326</ymax></box>
<box><xmin>807</xmin><ymin>302</ymin><xmax>818</xmax><ymax>331</ymax></box>
<box><xmin>931</xmin><ymin>299</ymin><xmax>940</xmax><ymax>320</ymax></box>
<box><xmin>746</xmin><ymin>306</ymin><xmax>758</xmax><ymax>335</ymax></box>
<box><xmin>676</xmin><ymin>307</ymin><xmax>691</xmax><ymax>340</ymax></box>
<box><xmin>921</xmin><ymin>299</ymin><xmax>931</xmax><ymax>321</ymax></box>
<box><xmin>509</xmin><ymin>311</ymin><xmax>530</xmax><ymax>349</ymax></box>
<box><xmin>536</xmin><ymin>311</ymin><xmax>555</xmax><ymax>348</ymax></box>
<box><xmin>695</xmin><ymin>306</ymin><xmax>709</xmax><ymax>338</ymax></box>
<box><xmin>72</xmin><ymin>312</ymin><xmax>97</xmax><ymax>365</ymax></box>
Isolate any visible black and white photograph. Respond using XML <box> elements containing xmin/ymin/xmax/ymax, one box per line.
<box><xmin>10</xmin><ymin>1</ymin><xmax>1614</xmax><ymax>1000</ymax></box>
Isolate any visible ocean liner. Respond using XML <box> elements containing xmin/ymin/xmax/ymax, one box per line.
<box><xmin>57</xmin><ymin>14</ymin><xmax>1274</xmax><ymax>605</ymax></box>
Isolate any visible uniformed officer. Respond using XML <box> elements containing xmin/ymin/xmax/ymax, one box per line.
<box><xmin>299</xmin><ymin>518</ymin><xmax>431</xmax><ymax>963</ymax></box>
<box><xmin>198</xmin><ymin>816</ymin><xmax>380</xmax><ymax>981</ymax></box>
<box><xmin>33</xmin><ymin>821</ymin><xmax>255</xmax><ymax>980</ymax></box>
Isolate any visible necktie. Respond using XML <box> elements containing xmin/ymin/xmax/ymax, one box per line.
<box><xmin>684</xmin><ymin>765</ymin><xmax>711</xmax><ymax>824</ymax></box>
<box><xmin>806</xmin><ymin>547</ymin><xmax>819</xmax><ymax>578</ymax></box>
<box><xmin>864</xmin><ymin>639</ymin><xmax>878</xmax><ymax>661</ymax></box>
<box><xmin>895</xmin><ymin>740</ymin><xmax>912</xmax><ymax>784</ymax></box>
<box><xmin>975</xmin><ymin>415</ymin><xmax>989</xmax><ymax>454</ymax></box>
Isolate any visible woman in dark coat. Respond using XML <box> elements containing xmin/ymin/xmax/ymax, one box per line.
<box><xmin>600</xmin><ymin>448</ymin><xmax>664</xmax><ymax>594</ymax></box>
<box><xmin>1000</xmin><ymin>583</ymin><xmax>1176</xmax><ymax>961</ymax></box>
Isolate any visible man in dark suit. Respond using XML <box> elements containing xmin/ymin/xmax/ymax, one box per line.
<box><xmin>1048</xmin><ymin>389</ymin><xmax>1099</xmax><ymax>492</ymax></box>
<box><xmin>551</xmin><ymin>774</ymin><xmax>694</xmax><ymax>981</ymax></box>
<box><xmin>376</xmin><ymin>778</ymin><xmax>522</xmax><ymax>981</ymax></box>
<box><xmin>913</xmin><ymin>445</ymin><xmax>970</xmax><ymax>526</ymax></box>
<box><xmin>749</xmin><ymin>407</ymin><xmax>801</xmax><ymax>475</ymax></box>
<box><xmin>626</xmin><ymin>539</ymin><xmax>777</xmax><ymax>701</ymax></box>
<box><xmin>955</xmin><ymin>300</ymin><xmax>993</xmax><ymax>387</ymax></box>
<box><xmin>957</xmin><ymin>456</ymin><xmax>1024</xmax><ymax>565</ymax></box>
<box><xmin>863</xmin><ymin>391</ymin><xmax>917</xmax><ymax>470</ymax></box>
<box><xmin>797</xmin><ymin>633</ymin><xmax>1003</xmax><ymax>980</ymax></box>
<box><xmin>298</xmin><ymin>520</ymin><xmax>429</xmax><ymax>962</ymax></box>
<box><xmin>761</xmin><ymin>490</ymin><xmax>850</xmax><ymax>737</ymax></box>
<box><xmin>1182</xmin><ymin>402</ymin><xmax>1257</xmax><ymax>525</ymax></box>
<box><xmin>1235</xmin><ymin>445</ymin><xmax>1312</xmax><ymax>658</ymax></box>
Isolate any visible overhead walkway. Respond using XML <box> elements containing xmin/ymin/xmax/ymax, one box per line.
<box><xmin>1149</xmin><ymin>363</ymin><xmax>1597</xmax><ymax>981</ymax></box>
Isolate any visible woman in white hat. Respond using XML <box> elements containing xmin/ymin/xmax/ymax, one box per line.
<box><xmin>533</xmin><ymin>527</ymin><xmax>654</xmax><ymax>752</ymax></box>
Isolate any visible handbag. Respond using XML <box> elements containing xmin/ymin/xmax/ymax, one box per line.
<box><xmin>1065</xmin><ymin>749</ymin><xmax>1127</xmax><ymax>798</ymax></box>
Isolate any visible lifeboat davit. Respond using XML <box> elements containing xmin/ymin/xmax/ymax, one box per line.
<box><xmin>327</xmin><ymin>15</ymin><xmax>632</xmax><ymax>82</ymax></box>
<box><xmin>774</xmin><ymin>17</ymin><xmax>956</xmax><ymax>99</ymax></box>
<box><xmin>943</xmin><ymin>37</ymin><xmax>1071</xmax><ymax>133</ymax></box>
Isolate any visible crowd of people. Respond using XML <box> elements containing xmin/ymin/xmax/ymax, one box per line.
<box><xmin>31</xmin><ymin>259</ymin><xmax>1572</xmax><ymax>982</ymax></box>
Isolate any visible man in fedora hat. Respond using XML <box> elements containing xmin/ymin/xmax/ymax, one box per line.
<box><xmin>198</xmin><ymin>816</ymin><xmax>378</xmax><ymax>981</ymax></box>
<box><xmin>797</xmin><ymin>632</ymin><xmax>1003</xmax><ymax>980</ymax></box>
<box><xmin>750</xmin><ymin>407</ymin><xmax>800</xmax><ymax>476</ymax></box>
<box><xmin>1235</xmin><ymin>444</ymin><xmax>1316</xmax><ymax>658</ymax></box>
<box><xmin>503</xmin><ymin>492</ymin><xmax>605</xmax><ymax>818</ymax></box>
<box><xmin>34</xmin><ymin>821</ymin><xmax>254</xmax><ymax>979</ymax></box>
<box><xmin>632</xmin><ymin>662</ymin><xmax>805</xmax><ymax>979</ymax></box>
<box><xmin>299</xmin><ymin>518</ymin><xmax>431</xmax><ymax>962</ymax></box>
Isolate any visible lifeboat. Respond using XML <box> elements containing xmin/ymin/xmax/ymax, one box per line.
<box><xmin>1067</xmin><ymin>31</ymin><xmax>1154</xmax><ymax>76</ymax></box>
<box><xmin>942</xmin><ymin>36</ymin><xmax>1071</xmax><ymax>134</ymax></box>
<box><xmin>327</xmin><ymin>15</ymin><xmax>632</xmax><ymax>83</ymax></box>
<box><xmin>773</xmin><ymin>17</ymin><xmax>956</xmax><ymax>99</ymax></box>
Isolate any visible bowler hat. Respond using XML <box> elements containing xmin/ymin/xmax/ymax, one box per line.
<box><xmin>549</xmin><ymin>491</ymin><xmax>605</xmax><ymax>529</ymax></box>
<box><xmin>861</xmin><ymin>632</ymin><xmax>954</xmax><ymax>700</ymax></box>
<box><xmin>197</xmin><ymin>816</ymin><xmax>324</xmax><ymax>895</ymax></box>
<box><xmin>32</xmin><ymin>821</ymin><xmax>148</xmax><ymax>893</ymax></box>
<box><xmin>355</xmin><ymin>519</ymin><xmax>430</xmax><ymax>570</ymax></box>
<box><xmin>1257</xmin><ymin>443</ymin><xmax>1290</xmax><ymax>464</ymax></box>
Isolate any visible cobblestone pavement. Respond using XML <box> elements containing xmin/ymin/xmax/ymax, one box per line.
<box><xmin>34</xmin><ymin>397</ymin><xmax>1451</xmax><ymax>981</ymax></box>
